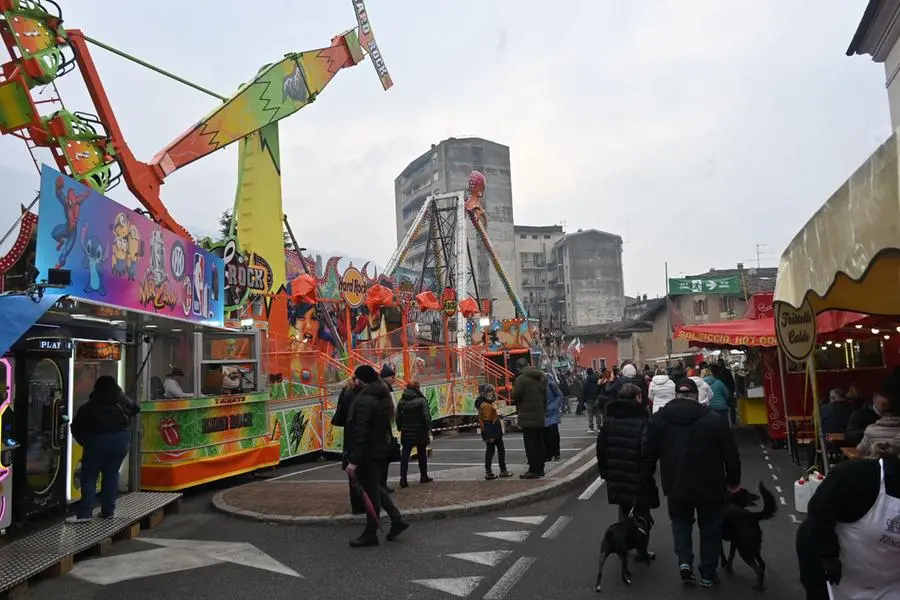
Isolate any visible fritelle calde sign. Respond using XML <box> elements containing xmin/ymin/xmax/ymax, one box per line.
<box><xmin>775</xmin><ymin>298</ymin><xmax>817</xmax><ymax>363</ymax></box>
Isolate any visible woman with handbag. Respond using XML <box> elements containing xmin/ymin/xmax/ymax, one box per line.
<box><xmin>67</xmin><ymin>376</ymin><xmax>139</xmax><ymax>523</ymax></box>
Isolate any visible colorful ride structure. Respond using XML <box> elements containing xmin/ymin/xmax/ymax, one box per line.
<box><xmin>0</xmin><ymin>0</ymin><xmax>533</xmax><ymax>505</ymax></box>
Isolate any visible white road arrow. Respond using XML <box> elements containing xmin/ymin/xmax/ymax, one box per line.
<box><xmin>448</xmin><ymin>550</ymin><xmax>513</xmax><ymax>567</ymax></box>
<box><xmin>70</xmin><ymin>538</ymin><xmax>301</xmax><ymax>585</ymax></box>
<box><xmin>497</xmin><ymin>516</ymin><xmax>546</xmax><ymax>526</ymax></box>
<box><xmin>412</xmin><ymin>576</ymin><xmax>484</xmax><ymax>597</ymax></box>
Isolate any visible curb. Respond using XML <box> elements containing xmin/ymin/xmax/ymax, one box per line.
<box><xmin>211</xmin><ymin>445</ymin><xmax>598</xmax><ymax>526</ymax></box>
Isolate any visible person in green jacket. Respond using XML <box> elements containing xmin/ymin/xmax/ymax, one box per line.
<box><xmin>702</xmin><ymin>366</ymin><xmax>731</xmax><ymax>423</ymax></box>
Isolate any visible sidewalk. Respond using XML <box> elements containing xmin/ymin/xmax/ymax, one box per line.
<box><xmin>212</xmin><ymin>444</ymin><xmax>598</xmax><ymax>524</ymax></box>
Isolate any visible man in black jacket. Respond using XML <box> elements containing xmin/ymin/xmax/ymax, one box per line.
<box><xmin>646</xmin><ymin>378</ymin><xmax>741</xmax><ymax>587</ymax></box>
<box><xmin>344</xmin><ymin>365</ymin><xmax>408</xmax><ymax>546</ymax></box>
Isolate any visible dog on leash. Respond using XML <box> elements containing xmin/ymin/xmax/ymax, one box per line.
<box><xmin>721</xmin><ymin>481</ymin><xmax>777</xmax><ymax>591</ymax></box>
<box><xmin>595</xmin><ymin>508</ymin><xmax>655</xmax><ymax>592</ymax></box>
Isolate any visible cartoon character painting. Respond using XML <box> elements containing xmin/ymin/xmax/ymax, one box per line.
<box><xmin>51</xmin><ymin>176</ymin><xmax>90</xmax><ymax>268</ymax></box>
<box><xmin>110</xmin><ymin>212</ymin><xmax>129</xmax><ymax>277</ymax></box>
<box><xmin>80</xmin><ymin>224</ymin><xmax>106</xmax><ymax>296</ymax></box>
<box><xmin>125</xmin><ymin>224</ymin><xmax>142</xmax><ymax>281</ymax></box>
<box><xmin>148</xmin><ymin>227</ymin><xmax>166</xmax><ymax>286</ymax></box>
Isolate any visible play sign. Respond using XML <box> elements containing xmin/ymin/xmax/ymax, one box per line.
<box><xmin>668</xmin><ymin>276</ymin><xmax>741</xmax><ymax>296</ymax></box>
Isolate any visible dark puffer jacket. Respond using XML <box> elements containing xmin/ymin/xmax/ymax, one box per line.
<box><xmin>344</xmin><ymin>380</ymin><xmax>394</xmax><ymax>466</ymax></box>
<box><xmin>512</xmin><ymin>366</ymin><xmax>547</xmax><ymax>429</ymax></box>
<box><xmin>646</xmin><ymin>398</ymin><xmax>741</xmax><ymax>501</ymax></box>
<box><xmin>71</xmin><ymin>384</ymin><xmax>139</xmax><ymax>444</ymax></box>
<box><xmin>596</xmin><ymin>399</ymin><xmax>659</xmax><ymax>509</ymax></box>
<box><xmin>396</xmin><ymin>388</ymin><xmax>431</xmax><ymax>446</ymax></box>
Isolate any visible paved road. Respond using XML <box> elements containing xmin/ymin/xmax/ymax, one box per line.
<box><xmin>31</xmin><ymin>417</ymin><xmax>810</xmax><ymax>600</ymax></box>
<box><xmin>261</xmin><ymin>413</ymin><xmax>598</xmax><ymax>484</ymax></box>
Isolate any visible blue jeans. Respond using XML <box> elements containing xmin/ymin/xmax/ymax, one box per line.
<box><xmin>668</xmin><ymin>499</ymin><xmax>725</xmax><ymax>579</ymax></box>
<box><xmin>77</xmin><ymin>430</ymin><xmax>131</xmax><ymax>518</ymax></box>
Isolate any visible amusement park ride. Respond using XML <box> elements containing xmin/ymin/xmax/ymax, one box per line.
<box><xmin>0</xmin><ymin>0</ymin><xmax>537</xmax><ymax>544</ymax></box>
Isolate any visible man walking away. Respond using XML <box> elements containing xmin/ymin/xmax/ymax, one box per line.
<box><xmin>511</xmin><ymin>358</ymin><xmax>548</xmax><ymax>478</ymax></box>
<box><xmin>581</xmin><ymin>368</ymin><xmax>600</xmax><ymax>430</ymax></box>
<box><xmin>646</xmin><ymin>378</ymin><xmax>741</xmax><ymax>587</ymax></box>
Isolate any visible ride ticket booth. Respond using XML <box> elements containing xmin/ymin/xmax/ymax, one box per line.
<box><xmin>138</xmin><ymin>327</ymin><xmax>280</xmax><ymax>491</ymax></box>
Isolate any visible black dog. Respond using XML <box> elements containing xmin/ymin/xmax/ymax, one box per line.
<box><xmin>721</xmin><ymin>482</ymin><xmax>777</xmax><ymax>591</ymax></box>
<box><xmin>595</xmin><ymin>508</ymin><xmax>655</xmax><ymax>592</ymax></box>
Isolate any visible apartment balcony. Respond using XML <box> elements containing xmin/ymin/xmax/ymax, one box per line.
<box><xmin>521</xmin><ymin>280</ymin><xmax>547</xmax><ymax>288</ymax></box>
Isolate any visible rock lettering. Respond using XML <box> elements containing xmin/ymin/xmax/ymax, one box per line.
<box><xmin>200</xmin><ymin>412</ymin><xmax>254</xmax><ymax>434</ymax></box>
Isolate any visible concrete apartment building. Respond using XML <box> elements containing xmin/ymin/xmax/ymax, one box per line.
<box><xmin>394</xmin><ymin>137</ymin><xmax>518</xmax><ymax>318</ymax></box>
<box><xmin>848</xmin><ymin>0</ymin><xmax>900</xmax><ymax>127</ymax></box>
<box><xmin>550</xmin><ymin>229</ymin><xmax>625</xmax><ymax>326</ymax></box>
<box><xmin>514</xmin><ymin>224</ymin><xmax>565</xmax><ymax>320</ymax></box>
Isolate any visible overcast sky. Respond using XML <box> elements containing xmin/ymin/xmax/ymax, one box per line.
<box><xmin>0</xmin><ymin>0</ymin><xmax>889</xmax><ymax>297</ymax></box>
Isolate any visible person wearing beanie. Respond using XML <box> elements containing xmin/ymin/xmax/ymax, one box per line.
<box><xmin>375</xmin><ymin>364</ymin><xmax>398</xmax><ymax>492</ymax></box>
<box><xmin>68</xmin><ymin>376</ymin><xmax>139</xmax><ymax>523</ymax></box>
<box><xmin>646</xmin><ymin>378</ymin><xmax>741</xmax><ymax>587</ymax></box>
<box><xmin>380</xmin><ymin>364</ymin><xmax>396</xmax><ymax>390</ymax></box>
<box><xmin>343</xmin><ymin>366</ymin><xmax>408</xmax><ymax>546</ymax></box>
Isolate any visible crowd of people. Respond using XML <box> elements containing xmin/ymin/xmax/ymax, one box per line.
<box><xmin>590</xmin><ymin>361</ymin><xmax>742</xmax><ymax>587</ymax></box>
<box><xmin>252</xmin><ymin>350</ymin><xmax>900</xmax><ymax>596</ymax></box>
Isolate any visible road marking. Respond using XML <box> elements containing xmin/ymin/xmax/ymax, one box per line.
<box><xmin>70</xmin><ymin>539</ymin><xmax>300</xmax><ymax>585</ymax></box>
<box><xmin>767</xmin><ymin>463</ymin><xmax>774</xmax><ymax>470</ymax></box>
<box><xmin>578</xmin><ymin>475</ymin><xmax>605</xmax><ymax>500</ymax></box>
<box><xmin>779</xmin><ymin>496</ymin><xmax>787</xmax><ymax>506</ymax></box>
<box><xmin>448</xmin><ymin>551</ymin><xmax>513</xmax><ymax>567</ymax></box>
<box><xmin>771</xmin><ymin>474</ymin><xmax>779</xmax><ymax>481</ymax></box>
<box><xmin>412</xmin><ymin>576</ymin><xmax>484</xmax><ymax>598</ymax></box>
<box><xmin>790</xmin><ymin>514</ymin><xmax>802</xmax><ymax>524</ymax></box>
<box><xmin>483</xmin><ymin>556</ymin><xmax>536</xmax><ymax>599</ymax></box>
<box><xmin>775</xmin><ymin>485</ymin><xmax>783</xmax><ymax>493</ymax></box>
<box><xmin>498</xmin><ymin>516</ymin><xmax>546</xmax><ymax>525</ymax></box>
<box><xmin>266</xmin><ymin>462</ymin><xmax>337</xmax><ymax>482</ymax></box>
<box><xmin>541</xmin><ymin>516</ymin><xmax>573</xmax><ymax>539</ymax></box>
<box><xmin>476</xmin><ymin>531</ymin><xmax>530</xmax><ymax>543</ymax></box>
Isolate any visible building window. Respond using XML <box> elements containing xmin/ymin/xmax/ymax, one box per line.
<box><xmin>718</xmin><ymin>296</ymin><xmax>737</xmax><ymax>315</ymax></box>
<box><xmin>431</xmin><ymin>153</ymin><xmax>437</xmax><ymax>162</ymax></box>
<box><xmin>544</xmin><ymin>234</ymin><xmax>551</xmax><ymax>239</ymax></box>
<box><xmin>600</xmin><ymin>358</ymin><xmax>607</xmax><ymax>370</ymax></box>
<box><xmin>694</xmin><ymin>299</ymin><xmax>708</xmax><ymax>317</ymax></box>
<box><xmin>520</xmin><ymin>234</ymin><xmax>526</xmax><ymax>239</ymax></box>
<box><xmin>433</xmin><ymin>171</ymin><xmax>440</xmax><ymax>182</ymax></box>
<box><xmin>532</xmin><ymin>235</ymin><xmax>538</xmax><ymax>239</ymax></box>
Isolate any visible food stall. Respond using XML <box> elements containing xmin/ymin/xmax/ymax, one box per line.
<box><xmin>774</xmin><ymin>131</ymin><xmax>900</xmax><ymax>464</ymax></box>
<box><xmin>675</xmin><ymin>294</ymin><xmax>868</xmax><ymax>445</ymax></box>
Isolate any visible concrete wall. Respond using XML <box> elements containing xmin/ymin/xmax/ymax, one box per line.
<box><xmin>444</xmin><ymin>140</ymin><xmax>518</xmax><ymax>319</ymax></box>
<box><xmin>394</xmin><ymin>138</ymin><xmax>519</xmax><ymax>319</ymax></box>
<box><xmin>559</xmin><ymin>231</ymin><xmax>624</xmax><ymax>326</ymax></box>
<box><xmin>514</xmin><ymin>226</ymin><xmax>564</xmax><ymax>318</ymax></box>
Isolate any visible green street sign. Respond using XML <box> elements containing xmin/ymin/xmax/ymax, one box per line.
<box><xmin>668</xmin><ymin>276</ymin><xmax>741</xmax><ymax>296</ymax></box>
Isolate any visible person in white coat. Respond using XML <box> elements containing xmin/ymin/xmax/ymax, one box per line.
<box><xmin>649</xmin><ymin>369</ymin><xmax>676</xmax><ymax>414</ymax></box>
<box><xmin>690</xmin><ymin>376</ymin><xmax>713</xmax><ymax>407</ymax></box>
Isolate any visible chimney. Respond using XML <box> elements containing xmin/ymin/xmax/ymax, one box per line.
<box><xmin>737</xmin><ymin>262</ymin><xmax>744</xmax><ymax>270</ymax></box>
<box><xmin>643</xmin><ymin>294</ymin><xmax>648</xmax><ymax>302</ymax></box>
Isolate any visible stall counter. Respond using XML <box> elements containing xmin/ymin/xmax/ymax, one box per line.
<box><xmin>140</xmin><ymin>391</ymin><xmax>280</xmax><ymax>491</ymax></box>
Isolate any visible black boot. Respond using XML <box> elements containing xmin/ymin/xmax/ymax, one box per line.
<box><xmin>386</xmin><ymin>521</ymin><xmax>410</xmax><ymax>541</ymax></box>
<box><xmin>349</xmin><ymin>535</ymin><xmax>379</xmax><ymax>548</ymax></box>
